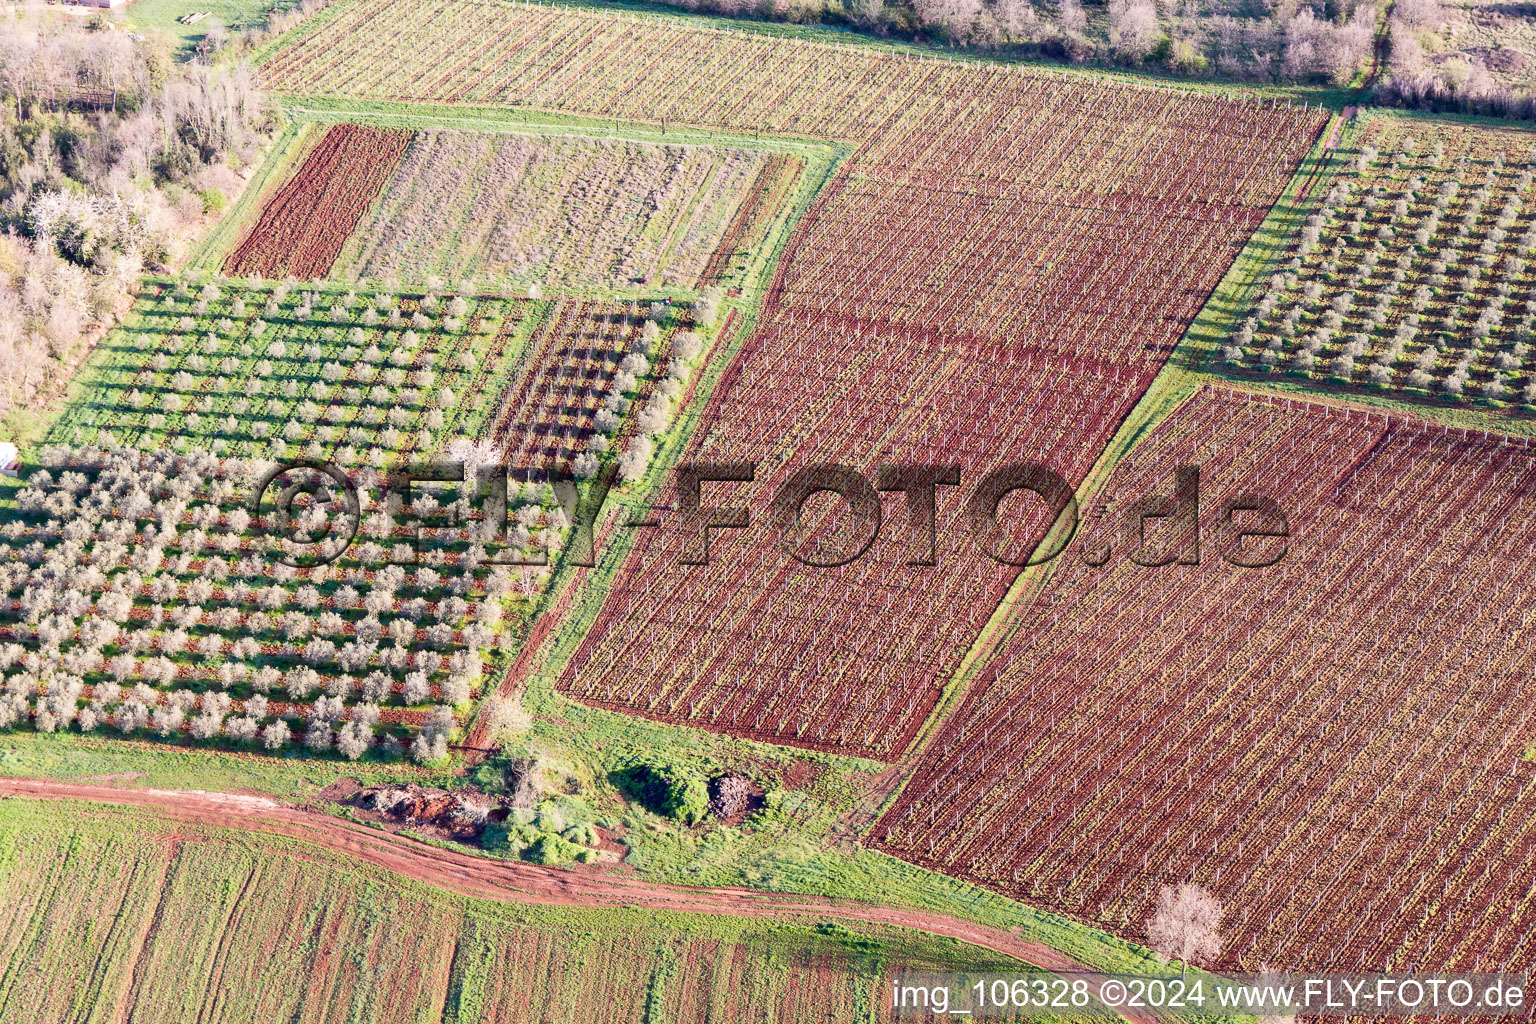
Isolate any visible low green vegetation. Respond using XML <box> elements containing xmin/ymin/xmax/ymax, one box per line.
<box><xmin>108</xmin><ymin>0</ymin><xmax>307</xmax><ymax>54</ymax></box>
<box><xmin>612</xmin><ymin>757</ymin><xmax>711</xmax><ymax>825</ymax></box>
<box><xmin>482</xmin><ymin>791</ymin><xmax>605</xmax><ymax>864</ymax></box>
<box><xmin>0</xmin><ymin>730</ymin><xmax>451</xmax><ymax>798</ymax></box>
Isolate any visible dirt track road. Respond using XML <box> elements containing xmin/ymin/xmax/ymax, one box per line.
<box><xmin>0</xmin><ymin>776</ymin><xmax>1158</xmax><ymax>1023</ymax></box>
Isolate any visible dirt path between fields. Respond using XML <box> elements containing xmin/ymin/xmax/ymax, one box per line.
<box><xmin>1295</xmin><ymin>106</ymin><xmax>1357</xmax><ymax>202</ymax></box>
<box><xmin>0</xmin><ymin>776</ymin><xmax>1158</xmax><ymax>1023</ymax></box>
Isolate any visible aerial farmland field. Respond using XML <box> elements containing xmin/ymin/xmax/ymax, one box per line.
<box><xmin>1217</xmin><ymin>114</ymin><xmax>1536</xmax><ymax>411</ymax></box>
<box><xmin>2</xmin><ymin>0</ymin><xmax>1535</xmax><ymax>1018</ymax></box>
<box><xmin>870</xmin><ymin>384</ymin><xmax>1536</xmax><ymax>973</ymax></box>
<box><xmin>340</xmin><ymin>131</ymin><xmax>787</xmax><ymax>290</ymax></box>
<box><xmin>0</xmin><ymin>797</ymin><xmax>1048</xmax><ymax>1023</ymax></box>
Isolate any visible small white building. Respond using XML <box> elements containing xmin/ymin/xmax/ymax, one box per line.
<box><xmin>0</xmin><ymin>443</ymin><xmax>18</xmax><ymax>478</ymax></box>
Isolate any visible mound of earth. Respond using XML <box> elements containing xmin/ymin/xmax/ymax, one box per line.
<box><xmin>352</xmin><ymin>784</ymin><xmax>501</xmax><ymax>840</ymax></box>
<box><xmin>1484</xmin><ymin>46</ymin><xmax>1532</xmax><ymax>73</ymax></box>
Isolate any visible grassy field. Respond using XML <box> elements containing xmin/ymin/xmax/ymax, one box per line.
<box><xmin>336</xmin><ymin>131</ymin><xmax>771</xmax><ymax>290</ymax></box>
<box><xmin>0</xmin><ymin>731</ymin><xmax>457</xmax><ymax>797</ymax></box>
<box><xmin>0</xmin><ymin>798</ymin><xmax>1074</xmax><ymax>1023</ymax></box>
<box><xmin>107</xmin><ymin>0</ymin><xmax>297</xmax><ymax>50</ymax></box>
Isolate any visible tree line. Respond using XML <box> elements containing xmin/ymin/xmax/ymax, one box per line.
<box><xmin>658</xmin><ymin>0</ymin><xmax>1377</xmax><ymax>84</ymax></box>
<box><xmin>0</xmin><ymin>6</ymin><xmax>277</xmax><ymax>420</ymax></box>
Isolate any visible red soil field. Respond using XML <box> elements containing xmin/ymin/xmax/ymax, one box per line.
<box><xmin>870</xmin><ymin>385</ymin><xmax>1536</xmax><ymax>974</ymax></box>
<box><xmin>553</xmin><ymin>100</ymin><xmax>1323</xmax><ymax>761</ymax></box>
<box><xmin>224</xmin><ymin>124</ymin><xmax>413</xmax><ymax>279</ymax></box>
<box><xmin>558</xmin><ymin>317</ymin><xmax>1156</xmax><ymax>760</ymax></box>
<box><xmin>774</xmin><ymin>96</ymin><xmax>1323</xmax><ymax>360</ymax></box>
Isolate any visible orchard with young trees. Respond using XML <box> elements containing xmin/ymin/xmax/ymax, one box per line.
<box><xmin>51</xmin><ymin>272</ymin><xmax>706</xmax><ymax>480</ymax></box>
<box><xmin>61</xmin><ymin>275</ymin><xmax>517</xmax><ymax>463</ymax></box>
<box><xmin>0</xmin><ymin>446</ymin><xmax>485</xmax><ymax>761</ymax></box>
<box><xmin>1226</xmin><ymin>119</ymin><xmax>1536</xmax><ymax>410</ymax></box>
<box><xmin>6</xmin><ymin>264</ymin><xmax>727</xmax><ymax>762</ymax></box>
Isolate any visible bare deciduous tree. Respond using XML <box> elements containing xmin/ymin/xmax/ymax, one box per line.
<box><xmin>1146</xmin><ymin>883</ymin><xmax>1223</xmax><ymax>981</ymax></box>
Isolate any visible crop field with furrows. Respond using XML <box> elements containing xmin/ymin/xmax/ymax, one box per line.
<box><xmin>1222</xmin><ymin>116</ymin><xmax>1536</xmax><ymax>408</ymax></box>
<box><xmin>333</xmin><ymin>130</ymin><xmax>777</xmax><ymax>291</ymax></box>
<box><xmin>460</xmin><ymin>927</ymin><xmax>884</xmax><ymax>1023</ymax></box>
<box><xmin>559</xmin><ymin>317</ymin><xmax>1155</xmax><ymax>761</ymax></box>
<box><xmin>869</xmin><ymin>385</ymin><xmax>1536</xmax><ymax>975</ymax></box>
<box><xmin>224</xmin><ymin>124</ymin><xmax>415</xmax><ymax>280</ymax></box>
<box><xmin>0</xmin><ymin>800</ymin><xmax>1026</xmax><ymax>1024</ymax></box>
<box><xmin>0</xmin><ymin>811</ymin><xmax>462</xmax><ymax>1023</ymax></box>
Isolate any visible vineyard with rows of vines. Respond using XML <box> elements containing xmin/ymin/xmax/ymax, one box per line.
<box><xmin>559</xmin><ymin>325</ymin><xmax>1155</xmax><ymax>759</ymax></box>
<box><xmin>871</xmin><ymin>385</ymin><xmax>1536</xmax><ymax>974</ymax></box>
<box><xmin>350</xmin><ymin>3</ymin><xmax>1335</xmax><ymax>758</ymax></box>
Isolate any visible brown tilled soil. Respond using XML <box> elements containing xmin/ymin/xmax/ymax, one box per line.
<box><xmin>345</xmin><ymin>782</ymin><xmax>500</xmax><ymax>844</ymax></box>
<box><xmin>315</xmin><ymin>776</ymin><xmax>362</xmax><ymax>804</ymax></box>
<box><xmin>224</xmin><ymin>123</ymin><xmax>413</xmax><ymax>279</ymax></box>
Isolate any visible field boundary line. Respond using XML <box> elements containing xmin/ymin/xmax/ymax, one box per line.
<box><xmin>278</xmin><ymin>97</ymin><xmax>856</xmax><ymax>156</ymax></box>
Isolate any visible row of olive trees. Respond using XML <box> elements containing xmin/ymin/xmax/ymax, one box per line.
<box><xmin>0</xmin><ymin>681</ymin><xmax>457</xmax><ymax>763</ymax></box>
<box><xmin>606</xmin><ymin>294</ymin><xmax>718</xmax><ymax>484</ymax></box>
<box><xmin>0</xmin><ymin>446</ymin><xmax>483</xmax><ymax>763</ymax></box>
